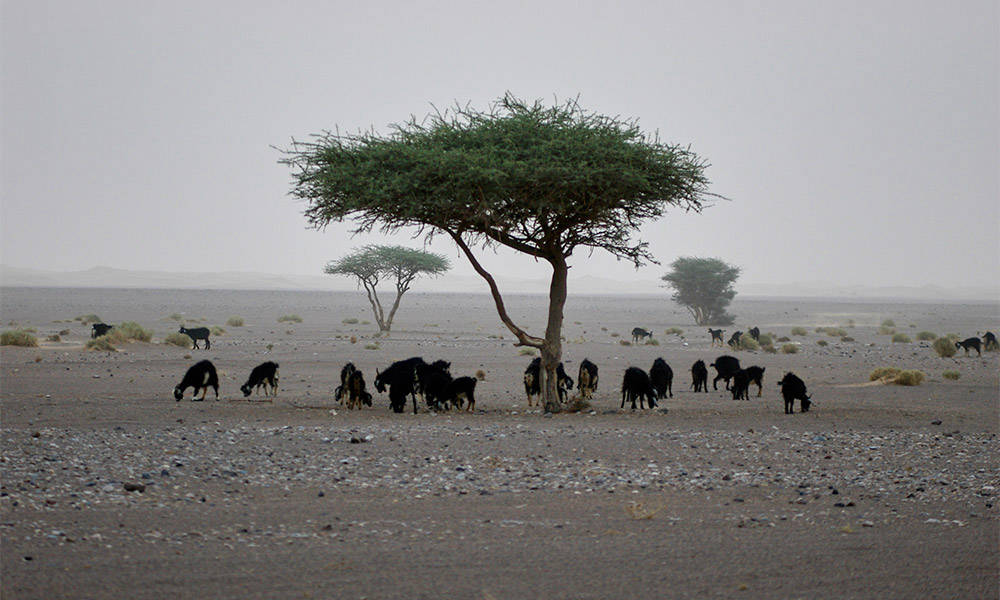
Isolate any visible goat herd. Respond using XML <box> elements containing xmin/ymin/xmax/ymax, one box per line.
<box><xmin>169</xmin><ymin>324</ymin><xmax>821</xmax><ymax>415</ymax></box>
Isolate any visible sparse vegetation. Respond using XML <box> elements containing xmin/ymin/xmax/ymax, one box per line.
<box><xmin>85</xmin><ymin>337</ymin><xmax>116</xmax><ymax>351</ymax></box>
<box><xmin>881</xmin><ymin>319</ymin><xmax>895</xmax><ymax>327</ymax></box>
<box><xmin>167</xmin><ymin>313</ymin><xmax>184</xmax><ymax>321</ymax></box>
<box><xmin>840</xmin><ymin>336</ymin><xmax>855</xmax><ymax>342</ymax></box>
<box><xmin>278</xmin><ymin>314</ymin><xmax>303</xmax><ymax>323</ymax></box>
<box><xmin>735</xmin><ymin>336</ymin><xmax>759</xmax><ymax>351</ymax></box>
<box><xmin>163</xmin><ymin>333</ymin><xmax>191</xmax><ymax>347</ymax></box>
<box><xmin>870</xmin><ymin>367</ymin><xmax>901</xmax><ymax>381</ymax></box>
<box><xmin>645</xmin><ymin>338</ymin><xmax>659</xmax><ymax>346</ymax></box>
<box><xmin>892</xmin><ymin>333</ymin><xmax>911</xmax><ymax>343</ymax></box>
<box><xmin>894</xmin><ymin>370</ymin><xmax>925</xmax><ymax>386</ymax></box>
<box><xmin>364</xmin><ymin>343</ymin><xmax>379</xmax><ymax>350</ymax></box>
<box><xmin>59</xmin><ymin>329</ymin><xmax>71</xmax><ymax>336</ymax></box>
<box><xmin>226</xmin><ymin>317</ymin><xmax>245</xmax><ymax>327</ymax></box>
<box><xmin>342</xmin><ymin>318</ymin><xmax>359</xmax><ymax>325</ymax></box>
<box><xmin>932</xmin><ymin>337</ymin><xmax>957</xmax><ymax>357</ymax></box>
<box><xmin>762</xmin><ymin>344</ymin><xmax>777</xmax><ymax>354</ymax></box>
<box><xmin>878</xmin><ymin>326</ymin><xmax>896</xmax><ymax>335</ymax></box>
<box><xmin>777</xmin><ymin>336</ymin><xmax>791</xmax><ymax>343</ymax></box>
<box><xmin>105</xmin><ymin>322</ymin><xmax>153</xmax><ymax>343</ymax></box>
<box><xmin>74</xmin><ymin>314</ymin><xmax>102</xmax><ymax>324</ymax></box>
<box><xmin>916</xmin><ymin>331</ymin><xmax>937</xmax><ymax>341</ymax></box>
<box><xmin>790</xmin><ymin>327</ymin><xmax>807</xmax><ymax>336</ymax></box>
<box><xmin>817</xmin><ymin>340</ymin><xmax>828</xmax><ymax>347</ymax></box>
<box><xmin>942</xmin><ymin>370</ymin><xmax>960</xmax><ymax>380</ymax></box>
<box><xmin>1</xmin><ymin>329</ymin><xmax>38</xmax><ymax>347</ymax></box>
<box><xmin>756</xmin><ymin>333</ymin><xmax>773</xmax><ymax>346</ymax></box>
<box><xmin>563</xmin><ymin>396</ymin><xmax>592</xmax><ymax>413</ymax></box>
<box><xmin>781</xmin><ymin>344</ymin><xmax>799</xmax><ymax>354</ymax></box>
<box><xmin>820</xmin><ymin>327</ymin><xmax>848</xmax><ymax>337</ymax></box>
<box><xmin>210</xmin><ymin>326</ymin><xmax>226</xmax><ymax>336</ymax></box>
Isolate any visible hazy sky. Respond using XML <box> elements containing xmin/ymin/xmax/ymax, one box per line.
<box><xmin>2</xmin><ymin>0</ymin><xmax>997</xmax><ymax>290</ymax></box>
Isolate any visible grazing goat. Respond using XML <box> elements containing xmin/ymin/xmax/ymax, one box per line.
<box><xmin>727</xmin><ymin>331</ymin><xmax>743</xmax><ymax>349</ymax></box>
<box><xmin>744</xmin><ymin>366</ymin><xmax>765</xmax><ymax>397</ymax></box>
<box><xmin>710</xmin><ymin>355</ymin><xmax>741</xmax><ymax>390</ymax></box>
<box><xmin>334</xmin><ymin>362</ymin><xmax>357</xmax><ymax>405</ymax></box>
<box><xmin>174</xmin><ymin>360</ymin><xmax>219</xmax><ymax>401</ymax></box>
<box><xmin>577</xmin><ymin>359</ymin><xmax>599</xmax><ymax>401</ymax></box>
<box><xmin>956</xmin><ymin>337</ymin><xmax>982</xmax><ymax>356</ymax></box>
<box><xmin>778</xmin><ymin>372</ymin><xmax>812</xmax><ymax>414</ymax></box>
<box><xmin>983</xmin><ymin>331</ymin><xmax>999</xmax><ymax>351</ymax></box>
<box><xmin>416</xmin><ymin>361</ymin><xmax>453</xmax><ymax>411</ymax></box>
<box><xmin>621</xmin><ymin>367</ymin><xmax>657</xmax><ymax>410</ymax></box>
<box><xmin>374</xmin><ymin>356</ymin><xmax>426</xmax><ymax>413</ymax></box>
<box><xmin>178</xmin><ymin>326</ymin><xmax>211</xmax><ymax>350</ymax></box>
<box><xmin>708</xmin><ymin>329</ymin><xmax>725</xmax><ymax>347</ymax></box>
<box><xmin>730</xmin><ymin>369</ymin><xmax>750</xmax><ymax>400</ymax></box>
<box><xmin>240</xmin><ymin>361</ymin><xmax>279</xmax><ymax>398</ymax></box>
<box><xmin>691</xmin><ymin>360</ymin><xmax>709</xmax><ymax>393</ymax></box>
<box><xmin>649</xmin><ymin>358</ymin><xmax>673</xmax><ymax>399</ymax></box>
<box><xmin>445</xmin><ymin>376</ymin><xmax>478</xmax><ymax>411</ymax></box>
<box><xmin>523</xmin><ymin>357</ymin><xmax>573</xmax><ymax>407</ymax></box>
<box><xmin>345</xmin><ymin>369</ymin><xmax>372</xmax><ymax>410</ymax></box>
<box><xmin>631</xmin><ymin>327</ymin><xmax>653</xmax><ymax>344</ymax></box>
<box><xmin>748</xmin><ymin>327</ymin><xmax>760</xmax><ymax>342</ymax></box>
<box><xmin>91</xmin><ymin>323</ymin><xmax>113</xmax><ymax>338</ymax></box>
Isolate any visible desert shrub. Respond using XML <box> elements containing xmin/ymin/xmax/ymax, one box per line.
<box><xmin>85</xmin><ymin>337</ymin><xmax>116</xmax><ymax>351</ymax></box>
<box><xmin>916</xmin><ymin>331</ymin><xmax>937</xmax><ymax>341</ymax></box>
<box><xmin>942</xmin><ymin>370</ymin><xmax>960</xmax><ymax>380</ymax></box>
<box><xmin>762</xmin><ymin>344</ymin><xmax>777</xmax><ymax>354</ymax></box>
<box><xmin>1</xmin><ymin>330</ymin><xmax>38</xmax><ymax>347</ymax></box>
<box><xmin>735</xmin><ymin>336</ymin><xmax>759</xmax><ymax>351</ymax></box>
<box><xmin>817</xmin><ymin>340</ymin><xmax>828</xmax><ymax>347</ymax></box>
<box><xmin>75</xmin><ymin>314</ymin><xmax>102</xmax><ymax>324</ymax></box>
<box><xmin>932</xmin><ymin>337</ymin><xmax>957</xmax><ymax>357</ymax></box>
<box><xmin>645</xmin><ymin>338</ymin><xmax>659</xmax><ymax>346</ymax></box>
<box><xmin>167</xmin><ymin>313</ymin><xmax>184</xmax><ymax>321</ymax></box>
<box><xmin>342</xmin><ymin>317</ymin><xmax>359</xmax><ymax>324</ymax></box>
<box><xmin>619</xmin><ymin>339</ymin><xmax>632</xmax><ymax>346</ymax></box>
<box><xmin>781</xmin><ymin>344</ymin><xmax>799</xmax><ymax>354</ymax></box>
<box><xmin>756</xmin><ymin>333</ymin><xmax>773</xmax><ymax>346</ymax></box>
<box><xmin>226</xmin><ymin>316</ymin><xmax>245</xmax><ymax>327</ymax></box>
<box><xmin>878</xmin><ymin>326</ymin><xmax>896</xmax><ymax>335</ymax></box>
<box><xmin>840</xmin><ymin>336</ymin><xmax>855</xmax><ymax>342</ymax></box>
<box><xmin>106</xmin><ymin>321</ymin><xmax>153</xmax><ymax>343</ymax></box>
<box><xmin>364</xmin><ymin>343</ymin><xmax>379</xmax><ymax>350</ymax></box>
<box><xmin>475</xmin><ymin>369</ymin><xmax>486</xmax><ymax>381</ymax></box>
<box><xmin>58</xmin><ymin>329</ymin><xmax>71</xmax><ymax>336</ymax></box>
<box><xmin>278</xmin><ymin>314</ymin><xmax>303</xmax><ymax>323</ymax></box>
<box><xmin>824</xmin><ymin>327</ymin><xmax>848</xmax><ymax>337</ymax></box>
<box><xmin>881</xmin><ymin>319</ymin><xmax>895</xmax><ymax>327</ymax></box>
<box><xmin>894</xmin><ymin>370</ymin><xmax>925</xmax><ymax>386</ymax></box>
<box><xmin>664</xmin><ymin>327</ymin><xmax>684</xmax><ymax>336</ymax></box>
<box><xmin>892</xmin><ymin>333</ymin><xmax>911</xmax><ymax>343</ymax></box>
<box><xmin>163</xmin><ymin>333</ymin><xmax>191</xmax><ymax>347</ymax></box>
<box><xmin>210</xmin><ymin>326</ymin><xmax>226</xmax><ymax>336</ymax></box>
<box><xmin>776</xmin><ymin>336</ymin><xmax>791</xmax><ymax>343</ymax></box>
<box><xmin>870</xmin><ymin>367</ymin><xmax>901</xmax><ymax>381</ymax></box>
<box><xmin>563</xmin><ymin>396</ymin><xmax>592</xmax><ymax>413</ymax></box>
<box><xmin>518</xmin><ymin>348</ymin><xmax>535</xmax><ymax>356</ymax></box>
<box><xmin>790</xmin><ymin>327</ymin><xmax>808</xmax><ymax>336</ymax></box>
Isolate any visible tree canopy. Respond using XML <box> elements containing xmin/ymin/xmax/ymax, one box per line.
<box><xmin>283</xmin><ymin>94</ymin><xmax>716</xmax><ymax>410</ymax></box>
<box><xmin>661</xmin><ymin>257</ymin><xmax>740</xmax><ymax>326</ymax></box>
<box><xmin>325</xmin><ymin>245</ymin><xmax>450</xmax><ymax>332</ymax></box>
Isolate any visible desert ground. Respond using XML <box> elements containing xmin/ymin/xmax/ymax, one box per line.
<box><xmin>1</xmin><ymin>287</ymin><xmax>998</xmax><ymax>599</ymax></box>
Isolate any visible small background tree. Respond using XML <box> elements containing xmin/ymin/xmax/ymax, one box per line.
<box><xmin>325</xmin><ymin>245</ymin><xmax>450</xmax><ymax>333</ymax></box>
<box><xmin>661</xmin><ymin>257</ymin><xmax>740</xmax><ymax>325</ymax></box>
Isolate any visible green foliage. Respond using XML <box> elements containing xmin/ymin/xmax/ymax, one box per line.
<box><xmin>226</xmin><ymin>317</ymin><xmax>245</xmax><ymax>327</ymax></box>
<box><xmin>894</xmin><ymin>370</ymin><xmax>925</xmax><ymax>386</ymax></box>
<box><xmin>820</xmin><ymin>327</ymin><xmax>848</xmax><ymax>337</ymax></box>
<box><xmin>735</xmin><ymin>336</ymin><xmax>759</xmax><ymax>351</ymax></box>
<box><xmin>277</xmin><ymin>314</ymin><xmax>303</xmax><ymax>323</ymax></box>
<box><xmin>942</xmin><ymin>370</ymin><xmax>960</xmax><ymax>380</ymax></box>
<box><xmin>932</xmin><ymin>337</ymin><xmax>957</xmax><ymax>357</ymax></box>
<box><xmin>645</xmin><ymin>338</ymin><xmax>659</xmax><ymax>346</ymax></box>
<box><xmin>916</xmin><ymin>331</ymin><xmax>937</xmax><ymax>341</ymax></box>
<box><xmin>75</xmin><ymin>314</ymin><xmax>102</xmax><ymax>324</ymax></box>
<box><xmin>870</xmin><ymin>367</ymin><xmax>901</xmax><ymax>381</ymax></box>
<box><xmin>85</xmin><ymin>337</ymin><xmax>116</xmax><ymax>351</ymax></box>
<box><xmin>790</xmin><ymin>327</ymin><xmax>808</xmax><ymax>336</ymax></box>
<box><xmin>756</xmin><ymin>333</ymin><xmax>773</xmax><ymax>346</ymax></box>
<box><xmin>661</xmin><ymin>257</ymin><xmax>739</xmax><ymax>326</ymax></box>
<box><xmin>1</xmin><ymin>329</ymin><xmax>38</xmax><ymax>347</ymax></box>
<box><xmin>781</xmin><ymin>344</ymin><xmax>799</xmax><ymax>354</ymax></box>
<box><xmin>762</xmin><ymin>344</ymin><xmax>777</xmax><ymax>354</ymax></box>
<box><xmin>881</xmin><ymin>319</ymin><xmax>895</xmax><ymax>327</ymax></box>
<box><xmin>106</xmin><ymin>322</ymin><xmax>153</xmax><ymax>343</ymax></box>
<box><xmin>892</xmin><ymin>333</ymin><xmax>911</xmax><ymax>343</ymax></box>
<box><xmin>164</xmin><ymin>333</ymin><xmax>191</xmax><ymax>347</ymax></box>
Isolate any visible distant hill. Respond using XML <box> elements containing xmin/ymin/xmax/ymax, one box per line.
<box><xmin>1</xmin><ymin>265</ymin><xmax>996</xmax><ymax>301</ymax></box>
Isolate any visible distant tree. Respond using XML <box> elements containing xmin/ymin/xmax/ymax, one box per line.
<box><xmin>283</xmin><ymin>94</ymin><xmax>715</xmax><ymax>411</ymax></box>
<box><xmin>325</xmin><ymin>245</ymin><xmax>450</xmax><ymax>333</ymax></box>
<box><xmin>661</xmin><ymin>257</ymin><xmax>740</xmax><ymax>326</ymax></box>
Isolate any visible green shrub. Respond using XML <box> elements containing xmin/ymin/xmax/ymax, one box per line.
<box><xmin>823</xmin><ymin>327</ymin><xmax>848</xmax><ymax>337</ymax></box>
<box><xmin>942</xmin><ymin>370</ymin><xmax>960</xmax><ymax>380</ymax></box>
<box><xmin>1</xmin><ymin>330</ymin><xmax>38</xmax><ymax>347</ymax></box>
<box><xmin>645</xmin><ymin>338</ymin><xmax>659</xmax><ymax>346</ymax></box>
<box><xmin>226</xmin><ymin>316</ymin><xmax>245</xmax><ymax>327</ymax></box>
<box><xmin>878</xmin><ymin>326</ymin><xmax>896</xmax><ymax>335</ymax></box>
<box><xmin>781</xmin><ymin>344</ymin><xmax>799</xmax><ymax>354</ymax></box>
<box><xmin>916</xmin><ymin>331</ymin><xmax>937</xmax><ymax>341</ymax></box>
<box><xmin>870</xmin><ymin>367</ymin><xmax>901</xmax><ymax>381</ymax></box>
<box><xmin>106</xmin><ymin>322</ymin><xmax>153</xmax><ymax>343</ymax></box>
<box><xmin>817</xmin><ymin>340</ymin><xmax>828</xmax><ymax>347</ymax></box>
<box><xmin>735</xmin><ymin>336</ymin><xmax>759</xmax><ymax>351</ymax></box>
<box><xmin>840</xmin><ymin>336</ymin><xmax>855</xmax><ymax>342</ymax></box>
<box><xmin>85</xmin><ymin>337</ymin><xmax>116</xmax><ymax>351</ymax></box>
<box><xmin>163</xmin><ymin>333</ymin><xmax>191</xmax><ymax>347</ymax></box>
<box><xmin>664</xmin><ymin>327</ymin><xmax>684</xmax><ymax>336</ymax></box>
<box><xmin>777</xmin><ymin>336</ymin><xmax>791</xmax><ymax>343</ymax></box>
<box><xmin>932</xmin><ymin>337</ymin><xmax>957</xmax><ymax>357</ymax></box>
<box><xmin>762</xmin><ymin>344</ymin><xmax>777</xmax><ymax>354</ymax></box>
<box><xmin>210</xmin><ymin>326</ymin><xmax>226</xmax><ymax>336</ymax></box>
<box><xmin>892</xmin><ymin>333</ymin><xmax>911</xmax><ymax>343</ymax></box>
<box><xmin>364</xmin><ymin>343</ymin><xmax>379</xmax><ymax>350</ymax></box>
<box><xmin>278</xmin><ymin>314</ymin><xmax>303</xmax><ymax>323</ymax></box>
<box><xmin>881</xmin><ymin>319</ymin><xmax>895</xmax><ymax>327</ymax></box>
<box><xmin>756</xmin><ymin>333</ymin><xmax>773</xmax><ymax>346</ymax></box>
<box><xmin>75</xmin><ymin>314</ymin><xmax>102</xmax><ymax>324</ymax></box>
<box><xmin>342</xmin><ymin>317</ymin><xmax>359</xmax><ymax>324</ymax></box>
<box><xmin>790</xmin><ymin>327</ymin><xmax>808</xmax><ymax>336</ymax></box>
<box><xmin>894</xmin><ymin>370</ymin><xmax>925</xmax><ymax>386</ymax></box>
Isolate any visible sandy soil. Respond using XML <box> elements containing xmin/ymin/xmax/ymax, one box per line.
<box><xmin>1</xmin><ymin>288</ymin><xmax>998</xmax><ymax>599</ymax></box>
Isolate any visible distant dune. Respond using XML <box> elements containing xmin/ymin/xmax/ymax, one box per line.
<box><xmin>1</xmin><ymin>264</ymin><xmax>996</xmax><ymax>301</ymax></box>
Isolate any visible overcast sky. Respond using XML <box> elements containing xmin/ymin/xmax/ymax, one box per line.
<box><xmin>2</xmin><ymin>0</ymin><xmax>997</xmax><ymax>291</ymax></box>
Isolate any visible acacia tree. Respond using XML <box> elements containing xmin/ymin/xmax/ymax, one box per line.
<box><xmin>661</xmin><ymin>257</ymin><xmax>740</xmax><ymax>325</ymax></box>
<box><xmin>325</xmin><ymin>245</ymin><xmax>450</xmax><ymax>333</ymax></box>
<box><xmin>283</xmin><ymin>95</ymin><xmax>715</xmax><ymax>411</ymax></box>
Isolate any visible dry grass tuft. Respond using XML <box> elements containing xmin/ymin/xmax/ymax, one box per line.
<box><xmin>781</xmin><ymin>344</ymin><xmax>799</xmax><ymax>354</ymax></box>
<box><xmin>226</xmin><ymin>316</ymin><xmax>245</xmax><ymax>327</ymax></box>
<box><xmin>163</xmin><ymin>333</ymin><xmax>191</xmax><ymax>347</ymax></box>
<box><xmin>278</xmin><ymin>314</ymin><xmax>303</xmax><ymax>323</ymax></box>
<box><xmin>790</xmin><ymin>327</ymin><xmax>808</xmax><ymax>336</ymax></box>
<box><xmin>2</xmin><ymin>329</ymin><xmax>38</xmax><ymax>347</ymax></box>
<box><xmin>942</xmin><ymin>370</ymin><xmax>960</xmax><ymax>380</ymax></box>
<box><xmin>85</xmin><ymin>337</ymin><xmax>116</xmax><ymax>352</ymax></box>
<box><xmin>623</xmin><ymin>501</ymin><xmax>664</xmax><ymax>520</ymax></box>
<box><xmin>932</xmin><ymin>337</ymin><xmax>957</xmax><ymax>357</ymax></box>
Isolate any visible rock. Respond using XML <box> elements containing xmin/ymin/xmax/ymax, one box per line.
<box><xmin>123</xmin><ymin>482</ymin><xmax>146</xmax><ymax>493</ymax></box>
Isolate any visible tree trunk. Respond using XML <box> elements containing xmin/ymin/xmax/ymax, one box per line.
<box><xmin>541</xmin><ymin>256</ymin><xmax>569</xmax><ymax>413</ymax></box>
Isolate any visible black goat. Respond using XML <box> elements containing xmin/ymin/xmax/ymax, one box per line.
<box><xmin>631</xmin><ymin>327</ymin><xmax>653</xmax><ymax>344</ymax></box>
<box><xmin>727</xmin><ymin>331</ymin><xmax>743</xmax><ymax>349</ymax></box>
<box><xmin>983</xmin><ymin>331</ymin><xmax>999</xmax><ymax>351</ymax></box>
<box><xmin>710</xmin><ymin>355</ymin><xmax>741</xmax><ymax>390</ymax></box>
<box><xmin>730</xmin><ymin>369</ymin><xmax>750</xmax><ymax>400</ymax></box>
<box><xmin>956</xmin><ymin>337</ymin><xmax>982</xmax><ymax>356</ymax></box>
<box><xmin>523</xmin><ymin>357</ymin><xmax>573</xmax><ymax>407</ymax></box>
<box><xmin>174</xmin><ymin>360</ymin><xmax>219</xmax><ymax>401</ymax></box>
<box><xmin>91</xmin><ymin>323</ymin><xmax>113</xmax><ymax>338</ymax></box>
<box><xmin>416</xmin><ymin>361</ymin><xmax>453</xmax><ymax>411</ymax></box>
<box><xmin>691</xmin><ymin>360</ymin><xmax>708</xmax><ymax>393</ymax></box>
<box><xmin>241</xmin><ymin>361</ymin><xmax>279</xmax><ymax>398</ymax></box>
<box><xmin>744</xmin><ymin>366</ymin><xmax>765</xmax><ymax>397</ymax></box>
<box><xmin>178</xmin><ymin>326</ymin><xmax>211</xmax><ymax>350</ymax></box>
<box><xmin>345</xmin><ymin>370</ymin><xmax>372</xmax><ymax>410</ymax></box>
<box><xmin>649</xmin><ymin>358</ymin><xmax>673</xmax><ymax>399</ymax></box>
<box><xmin>748</xmin><ymin>327</ymin><xmax>760</xmax><ymax>342</ymax></box>
<box><xmin>577</xmin><ymin>359</ymin><xmax>599</xmax><ymax>401</ymax></box>
<box><xmin>708</xmin><ymin>329</ymin><xmax>725</xmax><ymax>347</ymax></box>
<box><xmin>621</xmin><ymin>367</ymin><xmax>657</xmax><ymax>410</ymax></box>
<box><xmin>445</xmin><ymin>376</ymin><xmax>478</xmax><ymax>411</ymax></box>
<box><xmin>778</xmin><ymin>372</ymin><xmax>812</xmax><ymax>414</ymax></box>
<box><xmin>374</xmin><ymin>357</ymin><xmax>426</xmax><ymax>414</ymax></box>
<box><xmin>334</xmin><ymin>362</ymin><xmax>357</xmax><ymax>405</ymax></box>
